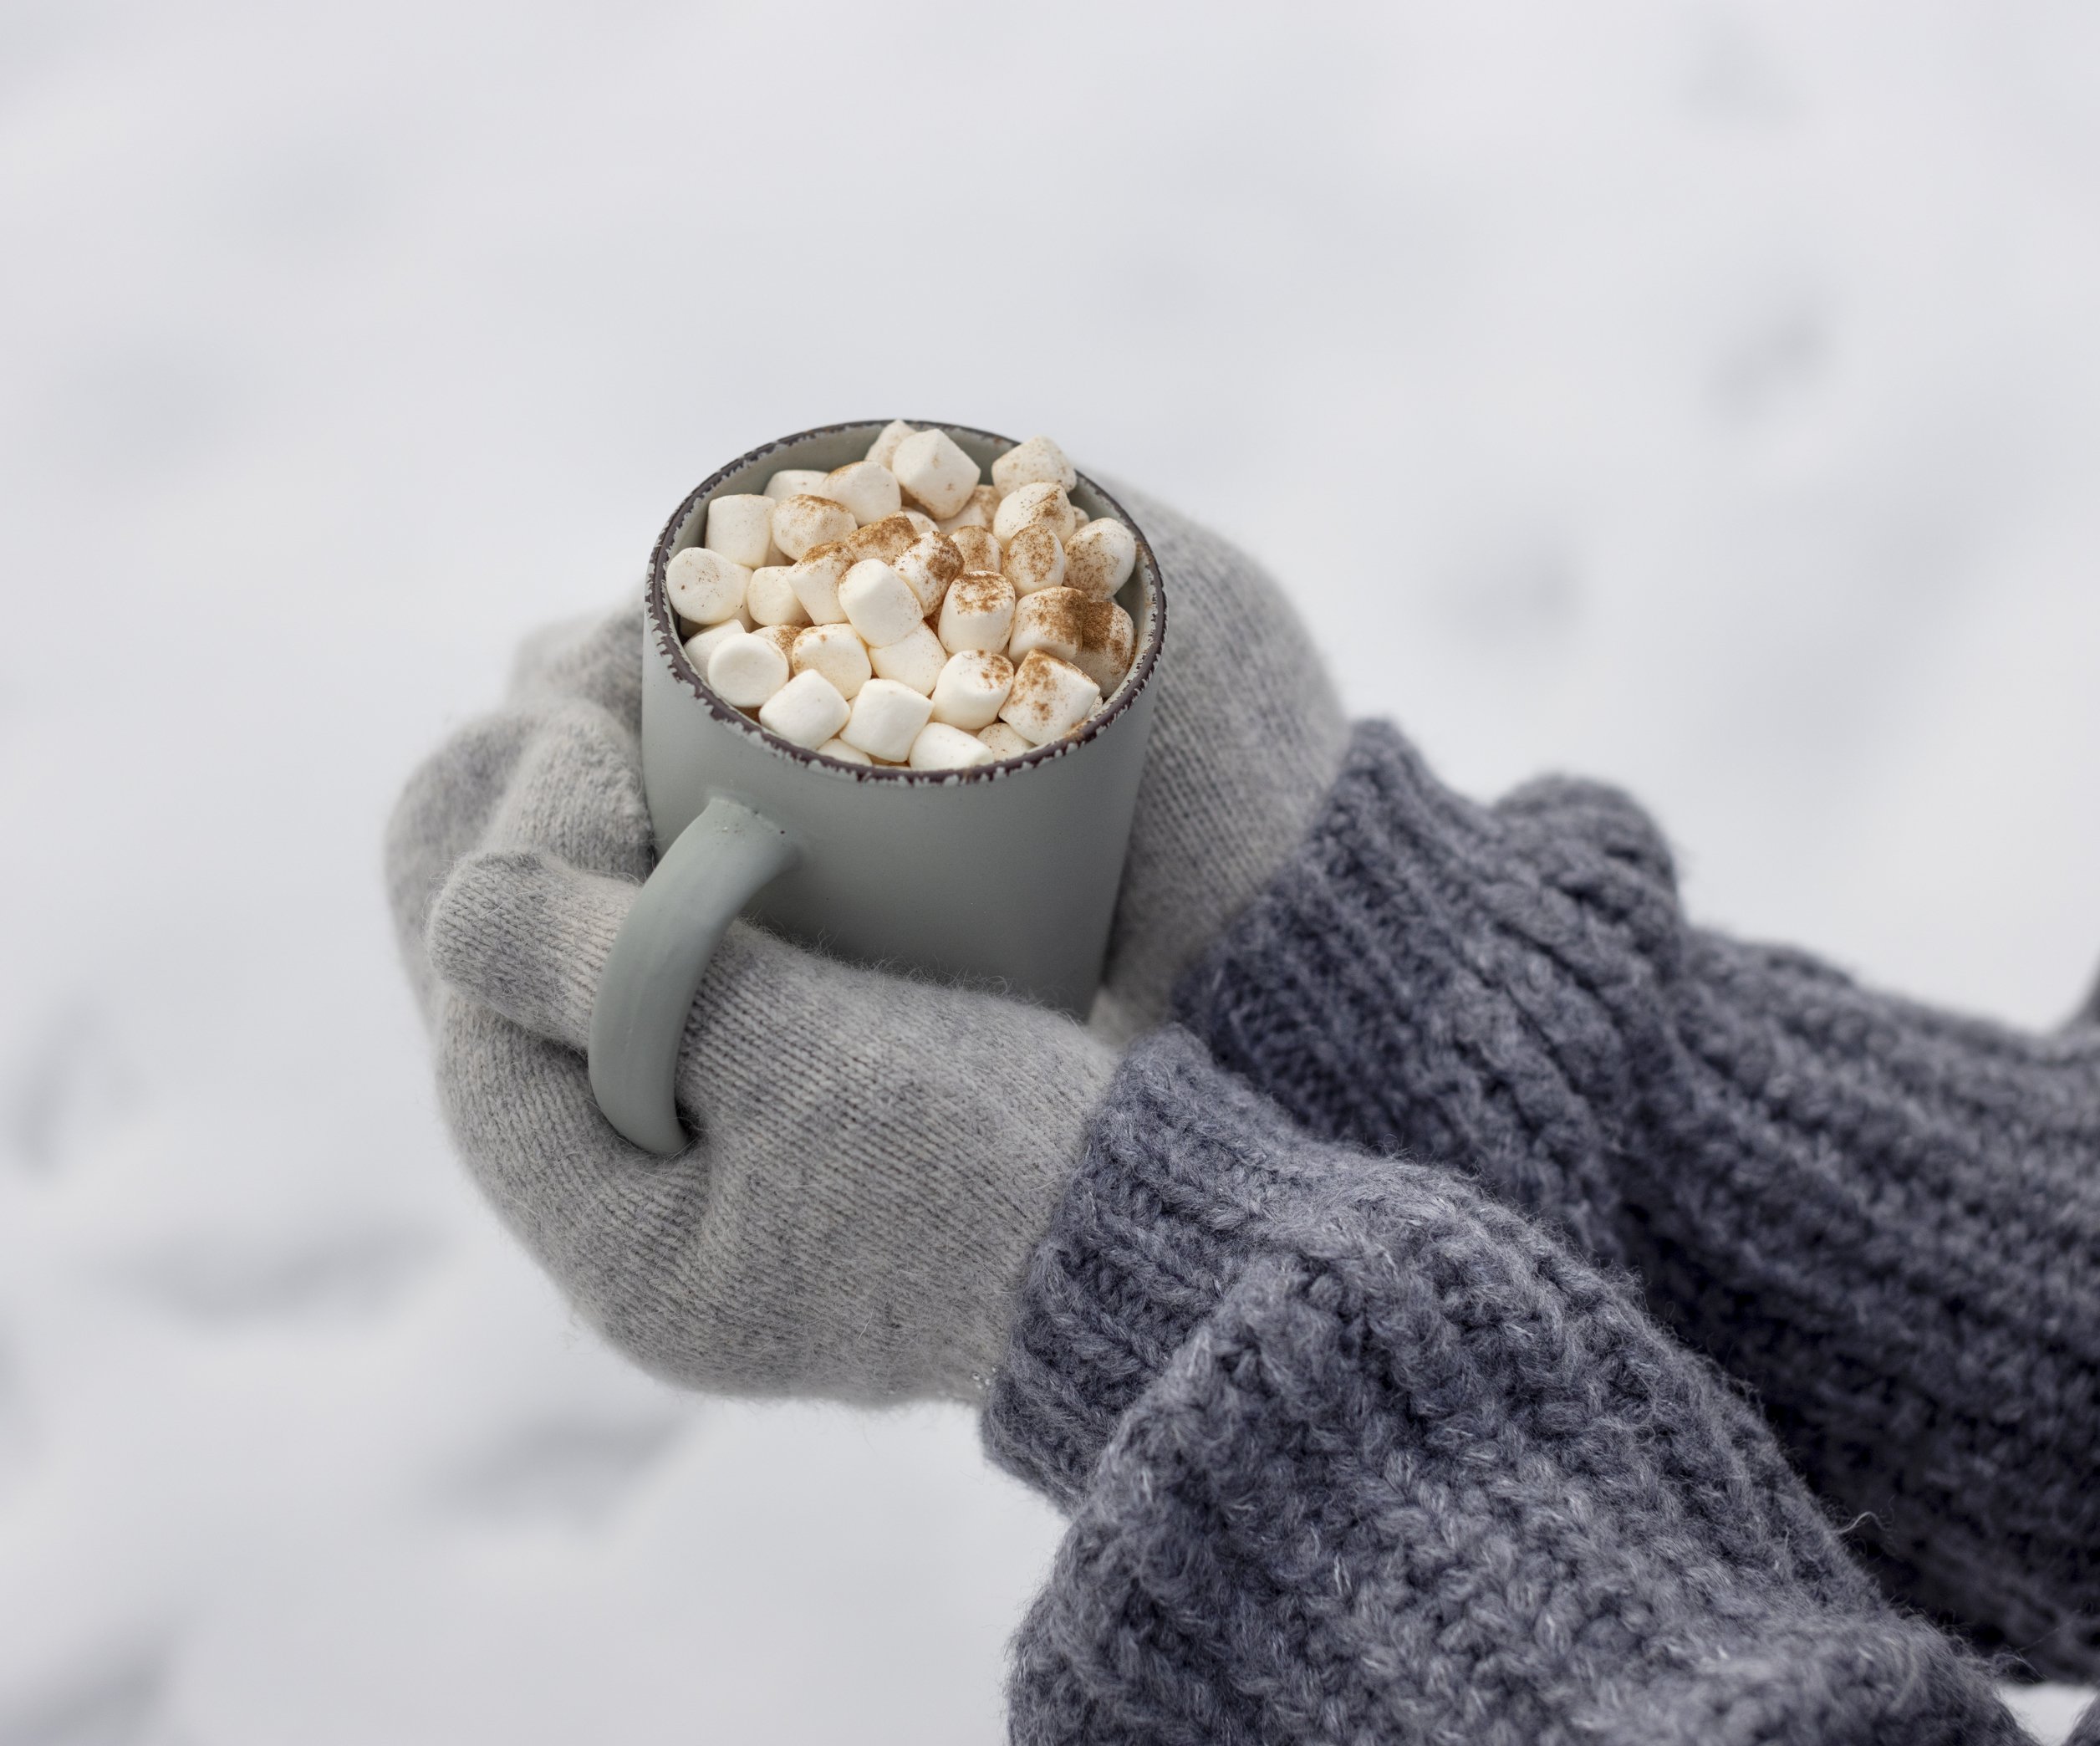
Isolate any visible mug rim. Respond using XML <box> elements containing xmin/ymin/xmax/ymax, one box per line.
<box><xmin>647</xmin><ymin>419</ymin><xmax>1167</xmax><ymax>784</ymax></box>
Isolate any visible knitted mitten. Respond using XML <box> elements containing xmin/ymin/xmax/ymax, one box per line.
<box><xmin>1175</xmin><ymin>719</ymin><xmax>2100</xmax><ymax>1679</ymax></box>
<box><xmin>384</xmin><ymin>490</ymin><xmax>1344</xmax><ymax>1401</ymax></box>
<box><xmin>986</xmin><ymin>1030</ymin><xmax>2026</xmax><ymax>1746</ymax></box>
<box><xmin>1088</xmin><ymin>484</ymin><xmax>1348</xmax><ymax>1037</ymax></box>
<box><xmin>387</xmin><ymin>605</ymin><xmax>1114</xmax><ymax>1399</ymax></box>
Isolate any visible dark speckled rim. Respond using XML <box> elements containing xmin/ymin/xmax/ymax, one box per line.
<box><xmin>646</xmin><ymin>420</ymin><xmax>1166</xmax><ymax>785</ymax></box>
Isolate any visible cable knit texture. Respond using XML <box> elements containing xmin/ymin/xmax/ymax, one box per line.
<box><xmin>986</xmin><ymin>1029</ymin><xmax>2028</xmax><ymax>1745</ymax></box>
<box><xmin>1172</xmin><ymin>718</ymin><xmax>2100</xmax><ymax>1681</ymax></box>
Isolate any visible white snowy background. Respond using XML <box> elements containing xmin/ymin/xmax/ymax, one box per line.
<box><xmin>3</xmin><ymin>1</ymin><xmax>2097</xmax><ymax>1740</ymax></box>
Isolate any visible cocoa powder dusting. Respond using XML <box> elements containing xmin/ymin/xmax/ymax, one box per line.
<box><xmin>952</xmin><ymin>572</ymin><xmax>1013</xmax><ymax>612</ymax></box>
<box><xmin>919</xmin><ymin>531</ymin><xmax>963</xmax><ymax>584</ymax></box>
<box><xmin>842</xmin><ymin>515</ymin><xmax>917</xmax><ymax>564</ymax></box>
<box><xmin>1004</xmin><ymin>649</ymin><xmax>1089</xmax><ymax>732</ymax></box>
<box><xmin>1028</xmin><ymin>586</ymin><xmax>1087</xmax><ymax>648</ymax></box>
<box><xmin>951</xmin><ymin>527</ymin><xmax>999</xmax><ymax>569</ymax></box>
<box><xmin>1002</xmin><ymin>651</ymin><xmax>1059</xmax><ymax>731</ymax></box>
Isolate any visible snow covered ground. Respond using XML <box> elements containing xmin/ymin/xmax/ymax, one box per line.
<box><xmin>3</xmin><ymin>2</ymin><xmax>2097</xmax><ymax>1739</ymax></box>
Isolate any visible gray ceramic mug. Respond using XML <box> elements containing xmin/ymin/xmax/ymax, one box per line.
<box><xmin>588</xmin><ymin>421</ymin><xmax>1167</xmax><ymax>1155</ymax></box>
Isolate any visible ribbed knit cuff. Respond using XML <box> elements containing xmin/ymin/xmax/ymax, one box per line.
<box><xmin>1571</xmin><ymin>1616</ymin><xmax>2027</xmax><ymax>1746</ymax></box>
<box><xmin>1172</xmin><ymin>719</ymin><xmax>1679</xmax><ymax>1266</ymax></box>
<box><xmin>981</xmin><ymin>1026</ymin><xmax>1369</xmax><ymax>1507</ymax></box>
<box><xmin>1168</xmin><ymin>714</ymin><xmax>2100</xmax><ymax>1682</ymax></box>
<box><xmin>984</xmin><ymin>1024</ymin><xmax>2027</xmax><ymax>1746</ymax></box>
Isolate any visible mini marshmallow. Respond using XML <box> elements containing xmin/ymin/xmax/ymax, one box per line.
<box><xmin>840</xmin><ymin>677</ymin><xmax>933</xmax><ymax>762</ymax></box>
<box><xmin>788</xmin><ymin>545</ymin><xmax>852</xmax><ymax>624</ymax></box>
<box><xmin>1064</xmin><ymin>517</ymin><xmax>1136</xmax><ymax>600</ymax></box>
<box><xmin>715</xmin><ymin>428</ymin><xmax>1123</xmax><ymax>758</ymax></box>
<box><xmin>998</xmin><ymin>650</ymin><xmax>1102</xmax><ymax>746</ymax></box>
<box><xmin>991</xmin><ymin>435</ymin><xmax>1077</xmax><ymax>495</ymax></box>
<box><xmin>976</xmin><ymin>722</ymin><xmax>1033</xmax><ymax>758</ymax></box>
<box><xmin>992</xmin><ymin>480</ymin><xmax>1078</xmax><ymax>544</ymax></box>
<box><xmin>681</xmin><ymin>600</ymin><xmax>757</xmax><ymax>636</ymax></box>
<box><xmin>930</xmin><ymin>650</ymin><xmax>1014</xmax><ymax>730</ymax></box>
<box><xmin>764</xmin><ymin>468</ymin><xmax>829</xmax><ymax>502</ymax></box>
<box><xmin>772</xmin><ymin>493</ymin><xmax>858</xmax><ymax>561</ymax></box>
<box><xmin>757</xmin><ymin>668</ymin><xmax>850</xmax><ymax>749</ymax></box>
<box><xmin>891</xmin><ymin>428</ymin><xmax>980</xmax><ymax>518</ymax></box>
<box><xmin>747</xmin><ymin>564</ymin><xmax>810</xmax><ymax>628</ymax></box>
<box><xmin>895</xmin><ymin>530</ymin><xmax>963</xmax><ymax>614</ymax></box>
<box><xmin>838</xmin><ymin>514</ymin><xmax>920</xmax><ymax>565</ymax></box>
<box><xmin>683</xmin><ymin>620</ymin><xmax>748</xmax><ymax>673</ymax></box>
<box><xmin>869</xmin><ymin>621</ymin><xmax>947</xmax><ymax>696</ymax></box>
<box><xmin>820</xmin><ymin>460</ymin><xmax>903</xmax><ymax>526</ymax></box>
<box><xmin>1069</xmin><ymin>597</ymin><xmax>1136</xmax><ymax>692</ymax></box>
<box><xmin>838</xmin><ymin>559</ymin><xmax>924</xmax><ymax>648</ymax></box>
<box><xmin>1007</xmin><ymin>586</ymin><xmax>1088</xmax><ymax>665</ymax></box>
<box><xmin>937</xmin><ymin>570</ymin><xmax>1017</xmax><ymax>655</ymax></box>
<box><xmin>703</xmin><ymin>494</ymin><xmax>776</xmax><ymax>569</ymax></box>
<box><xmin>864</xmin><ymin>420</ymin><xmax>915</xmax><ymax>468</ymax></box>
<box><xmin>950</xmin><ymin>526</ymin><xmax>1000</xmax><ymax>572</ymax></box>
<box><xmin>666</xmin><ymin>547</ymin><xmax>750</xmax><ymax>625</ymax></box>
<box><xmin>1002</xmin><ymin>523</ymin><xmax>1066</xmax><ymax>595</ymax></box>
<box><xmin>708</xmin><ymin>628</ymin><xmax>791</xmax><ymax>707</ymax></box>
<box><xmin>937</xmin><ymin>483</ymin><xmax>1001</xmax><ymax>534</ymax></box>
<box><xmin>908</xmin><ymin>722</ymin><xmax>996</xmax><ymax>771</ymax></box>
<box><xmin>792</xmin><ymin>621</ymin><xmax>871</xmax><ymax>701</ymax></box>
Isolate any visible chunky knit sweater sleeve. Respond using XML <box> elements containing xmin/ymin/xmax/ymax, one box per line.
<box><xmin>1171</xmin><ymin>719</ymin><xmax>2100</xmax><ymax>1682</ymax></box>
<box><xmin>982</xmin><ymin>1029</ymin><xmax>2028</xmax><ymax>1746</ymax></box>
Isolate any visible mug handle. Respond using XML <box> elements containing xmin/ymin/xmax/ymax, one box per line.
<box><xmin>589</xmin><ymin>797</ymin><xmax>798</xmax><ymax>1154</ymax></box>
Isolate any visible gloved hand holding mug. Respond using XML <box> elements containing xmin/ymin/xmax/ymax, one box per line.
<box><xmin>384</xmin><ymin>487</ymin><xmax>1348</xmax><ymax>1403</ymax></box>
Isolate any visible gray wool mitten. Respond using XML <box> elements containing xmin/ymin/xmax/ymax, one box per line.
<box><xmin>1086</xmin><ymin>485</ymin><xmax>1349</xmax><ymax>1039</ymax></box>
<box><xmin>388</xmin><ymin>606</ymin><xmax>1109</xmax><ymax>1401</ymax></box>
<box><xmin>384</xmin><ymin>490</ymin><xmax>1345</xmax><ymax>1401</ymax></box>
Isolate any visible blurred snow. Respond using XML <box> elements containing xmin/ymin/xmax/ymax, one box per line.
<box><xmin>3</xmin><ymin>0</ymin><xmax>2097</xmax><ymax>1738</ymax></box>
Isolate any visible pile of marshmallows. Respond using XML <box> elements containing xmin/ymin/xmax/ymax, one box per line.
<box><xmin>665</xmin><ymin>424</ymin><xmax>1138</xmax><ymax>770</ymax></box>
